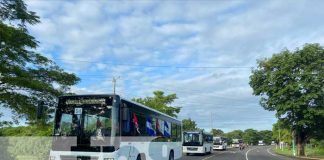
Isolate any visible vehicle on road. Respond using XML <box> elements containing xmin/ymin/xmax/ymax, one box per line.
<box><xmin>231</xmin><ymin>139</ymin><xmax>243</xmax><ymax>148</ymax></box>
<box><xmin>239</xmin><ymin>143</ymin><xmax>245</xmax><ymax>150</ymax></box>
<box><xmin>213</xmin><ymin>136</ymin><xmax>227</xmax><ymax>150</ymax></box>
<box><xmin>271</xmin><ymin>141</ymin><xmax>276</xmax><ymax>145</ymax></box>
<box><xmin>258</xmin><ymin>140</ymin><xmax>265</xmax><ymax>146</ymax></box>
<box><xmin>182</xmin><ymin>130</ymin><xmax>213</xmax><ymax>155</ymax></box>
<box><xmin>46</xmin><ymin>94</ymin><xmax>182</xmax><ymax>160</ymax></box>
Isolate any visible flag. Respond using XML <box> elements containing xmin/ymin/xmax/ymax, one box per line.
<box><xmin>156</xmin><ymin>118</ymin><xmax>165</xmax><ymax>136</ymax></box>
<box><xmin>132</xmin><ymin>113</ymin><xmax>140</xmax><ymax>135</ymax></box>
<box><xmin>146</xmin><ymin>116</ymin><xmax>156</xmax><ymax>136</ymax></box>
<box><xmin>164</xmin><ymin>121</ymin><xmax>171</xmax><ymax>137</ymax></box>
<box><xmin>156</xmin><ymin>118</ymin><xmax>161</xmax><ymax>136</ymax></box>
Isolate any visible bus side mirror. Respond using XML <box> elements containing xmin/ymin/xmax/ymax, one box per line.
<box><xmin>37</xmin><ymin>101</ymin><xmax>45</xmax><ymax>119</ymax></box>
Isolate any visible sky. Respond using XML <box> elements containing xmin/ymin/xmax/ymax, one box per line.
<box><xmin>4</xmin><ymin>0</ymin><xmax>323</xmax><ymax>132</ymax></box>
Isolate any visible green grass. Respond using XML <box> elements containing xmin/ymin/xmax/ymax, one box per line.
<box><xmin>274</xmin><ymin>147</ymin><xmax>293</xmax><ymax>156</ymax></box>
<box><xmin>274</xmin><ymin>146</ymin><xmax>324</xmax><ymax>158</ymax></box>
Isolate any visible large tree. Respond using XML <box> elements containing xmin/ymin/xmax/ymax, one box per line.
<box><xmin>133</xmin><ymin>90</ymin><xmax>181</xmax><ymax>117</ymax></box>
<box><xmin>0</xmin><ymin>0</ymin><xmax>80</xmax><ymax>124</ymax></box>
<box><xmin>249</xmin><ymin>43</ymin><xmax>324</xmax><ymax>156</ymax></box>
<box><xmin>182</xmin><ymin>118</ymin><xmax>198</xmax><ymax>131</ymax></box>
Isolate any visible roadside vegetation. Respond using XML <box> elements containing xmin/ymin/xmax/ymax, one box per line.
<box><xmin>249</xmin><ymin>44</ymin><xmax>324</xmax><ymax>156</ymax></box>
<box><xmin>274</xmin><ymin>145</ymin><xmax>324</xmax><ymax>159</ymax></box>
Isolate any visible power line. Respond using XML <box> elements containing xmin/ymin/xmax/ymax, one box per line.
<box><xmin>55</xmin><ymin>58</ymin><xmax>253</xmax><ymax>69</ymax></box>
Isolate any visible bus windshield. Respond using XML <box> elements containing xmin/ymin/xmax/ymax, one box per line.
<box><xmin>232</xmin><ymin>139</ymin><xmax>243</xmax><ymax>144</ymax></box>
<box><xmin>54</xmin><ymin>105</ymin><xmax>112</xmax><ymax>137</ymax></box>
<box><xmin>52</xmin><ymin>96</ymin><xmax>117</xmax><ymax>152</ymax></box>
<box><xmin>213</xmin><ymin>138</ymin><xmax>222</xmax><ymax>145</ymax></box>
<box><xmin>183</xmin><ymin>132</ymin><xmax>202</xmax><ymax>146</ymax></box>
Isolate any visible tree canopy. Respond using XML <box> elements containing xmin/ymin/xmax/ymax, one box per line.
<box><xmin>225</xmin><ymin>130</ymin><xmax>244</xmax><ymax>140</ymax></box>
<box><xmin>242</xmin><ymin>129</ymin><xmax>259</xmax><ymax>145</ymax></box>
<box><xmin>211</xmin><ymin>128</ymin><xmax>224</xmax><ymax>136</ymax></box>
<box><xmin>258</xmin><ymin>130</ymin><xmax>273</xmax><ymax>145</ymax></box>
<box><xmin>249</xmin><ymin>43</ymin><xmax>324</xmax><ymax>155</ymax></box>
<box><xmin>272</xmin><ymin>120</ymin><xmax>292</xmax><ymax>145</ymax></box>
<box><xmin>182</xmin><ymin>118</ymin><xmax>198</xmax><ymax>131</ymax></box>
<box><xmin>0</xmin><ymin>0</ymin><xmax>80</xmax><ymax>124</ymax></box>
<box><xmin>133</xmin><ymin>90</ymin><xmax>181</xmax><ymax>117</ymax></box>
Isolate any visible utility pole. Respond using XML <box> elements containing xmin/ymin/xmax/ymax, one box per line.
<box><xmin>279</xmin><ymin>128</ymin><xmax>283</xmax><ymax>150</ymax></box>
<box><xmin>112</xmin><ymin>76</ymin><xmax>120</xmax><ymax>95</ymax></box>
<box><xmin>210</xmin><ymin>112</ymin><xmax>213</xmax><ymax>132</ymax></box>
<box><xmin>292</xmin><ymin>130</ymin><xmax>296</xmax><ymax>156</ymax></box>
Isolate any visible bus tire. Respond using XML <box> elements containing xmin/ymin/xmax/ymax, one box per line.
<box><xmin>169</xmin><ymin>150</ymin><xmax>174</xmax><ymax>160</ymax></box>
<box><xmin>209</xmin><ymin>147</ymin><xmax>212</xmax><ymax>154</ymax></box>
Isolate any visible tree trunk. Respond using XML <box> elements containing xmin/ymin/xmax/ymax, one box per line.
<box><xmin>297</xmin><ymin>131</ymin><xmax>306</xmax><ymax>156</ymax></box>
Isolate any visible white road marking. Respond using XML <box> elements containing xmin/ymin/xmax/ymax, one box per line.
<box><xmin>267</xmin><ymin>148</ymin><xmax>278</xmax><ymax>157</ymax></box>
<box><xmin>216</xmin><ymin>151</ymin><xmax>225</xmax><ymax>155</ymax></box>
<box><xmin>202</xmin><ymin>155</ymin><xmax>215</xmax><ymax>160</ymax></box>
<box><xmin>245</xmin><ymin>147</ymin><xmax>259</xmax><ymax>160</ymax></box>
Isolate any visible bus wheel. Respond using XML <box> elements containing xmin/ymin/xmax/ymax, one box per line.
<box><xmin>169</xmin><ymin>150</ymin><xmax>174</xmax><ymax>160</ymax></box>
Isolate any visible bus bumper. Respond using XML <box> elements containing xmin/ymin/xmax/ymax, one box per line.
<box><xmin>213</xmin><ymin>145</ymin><xmax>224</xmax><ymax>150</ymax></box>
<box><xmin>182</xmin><ymin>146</ymin><xmax>205</xmax><ymax>154</ymax></box>
<box><xmin>49</xmin><ymin>150</ymin><xmax>119</xmax><ymax>160</ymax></box>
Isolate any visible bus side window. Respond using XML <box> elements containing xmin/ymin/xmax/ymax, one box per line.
<box><xmin>137</xmin><ymin>114</ymin><xmax>147</xmax><ymax>136</ymax></box>
<box><xmin>121</xmin><ymin>103</ymin><xmax>131</xmax><ymax>136</ymax></box>
<box><xmin>171</xmin><ymin>123</ymin><xmax>177</xmax><ymax>142</ymax></box>
<box><xmin>177</xmin><ymin>125</ymin><xmax>181</xmax><ymax>142</ymax></box>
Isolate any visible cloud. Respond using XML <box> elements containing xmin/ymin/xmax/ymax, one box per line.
<box><xmin>24</xmin><ymin>0</ymin><xmax>324</xmax><ymax>132</ymax></box>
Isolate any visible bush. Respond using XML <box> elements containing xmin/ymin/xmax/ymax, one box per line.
<box><xmin>0</xmin><ymin>137</ymin><xmax>52</xmax><ymax>160</ymax></box>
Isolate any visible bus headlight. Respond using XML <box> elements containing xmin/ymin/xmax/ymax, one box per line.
<box><xmin>49</xmin><ymin>156</ymin><xmax>55</xmax><ymax>160</ymax></box>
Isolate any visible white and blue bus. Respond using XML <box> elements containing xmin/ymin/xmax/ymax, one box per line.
<box><xmin>213</xmin><ymin>137</ymin><xmax>227</xmax><ymax>150</ymax></box>
<box><xmin>182</xmin><ymin>131</ymin><xmax>213</xmax><ymax>155</ymax></box>
<box><xmin>232</xmin><ymin>139</ymin><xmax>243</xmax><ymax>148</ymax></box>
<box><xmin>48</xmin><ymin>94</ymin><xmax>182</xmax><ymax>160</ymax></box>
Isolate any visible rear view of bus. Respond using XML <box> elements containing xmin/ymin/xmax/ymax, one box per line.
<box><xmin>182</xmin><ymin>131</ymin><xmax>213</xmax><ymax>155</ymax></box>
<box><xmin>49</xmin><ymin>94</ymin><xmax>182</xmax><ymax>160</ymax></box>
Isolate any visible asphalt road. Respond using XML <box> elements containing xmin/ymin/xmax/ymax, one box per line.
<box><xmin>180</xmin><ymin>146</ymin><xmax>294</xmax><ymax>160</ymax></box>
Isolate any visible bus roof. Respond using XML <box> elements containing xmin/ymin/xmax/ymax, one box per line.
<box><xmin>121</xmin><ymin>97</ymin><xmax>180</xmax><ymax>122</ymax></box>
<box><xmin>184</xmin><ymin>130</ymin><xmax>212</xmax><ymax>136</ymax></box>
<box><xmin>59</xmin><ymin>94</ymin><xmax>181</xmax><ymax>123</ymax></box>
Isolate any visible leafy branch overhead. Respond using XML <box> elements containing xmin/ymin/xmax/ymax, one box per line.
<box><xmin>0</xmin><ymin>0</ymin><xmax>80</xmax><ymax>123</ymax></box>
<box><xmin>133</xmin><ymin>91</ymin><xmax>181</xmax><ymax>118</ymax></box>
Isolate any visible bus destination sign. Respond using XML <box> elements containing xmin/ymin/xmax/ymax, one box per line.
<box><xmin>65</xmin><ymin>98</ymin><xmax>106</xmax><ymax>105</ymax></box>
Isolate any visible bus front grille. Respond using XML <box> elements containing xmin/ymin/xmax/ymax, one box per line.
<box><xmin>187</xmin><ymin>147</ymin><xmax>198</xmax><ymax>151</ymax></box>
<box><xmin>60</xmin><ymin>155</ymin><xmax>98</xmax><ymax>160</ymax></box>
